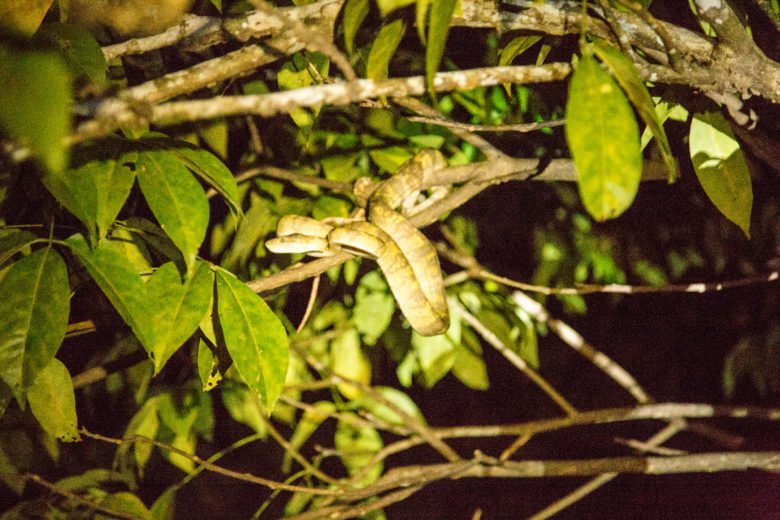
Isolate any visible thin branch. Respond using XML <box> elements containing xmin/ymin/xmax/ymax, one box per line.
<box><xmin>79</xmin><ymin>428</ymin><xmax>341</xmax><ymax>496</ymax></box>
<box><xmin>406</xmin><ymin>116</ymin><xmax>566</xmax><ymax>134</ymax></box>
<box><xmin>513</xmin><ymin>290</ymin><xmax>652</xmax><ymax>403</ymax></box>
<box><xmin>74</xmin><ymin>64</ymin><xmax>572</xmax><ymax>140</ymax></box>
<box><xmin>14</xmin><ymin>473</ymin><xmax>145</xmax><ymax>520</ymax></box>
<box><xmin>450</xmin><ymin>298</ymin><xmax>579</xmax><ymax>416</ymax></box>
<box><xmin>290</xmin><ymin>344</ymin><xmax>463</xmax><ymax>462</ymax></box>
<box><xmin>394</xmin><ymin>97</ymin><xmax>508</xmax><ymax>160</ymax></box>
<box><xmin>529</xmin><ymin>420</ymin><xmax>686</xmax><ymax>519</ymax></box>
<box><xmin>439</xmin><ymin>244</ymin><xmax>779</xmax><ymax>295</ymax></box>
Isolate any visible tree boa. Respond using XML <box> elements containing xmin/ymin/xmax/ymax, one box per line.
<box><xmin>266</xmin><ymin>150</ymin><xmax>450</xmax><ymax>336</ymax></box>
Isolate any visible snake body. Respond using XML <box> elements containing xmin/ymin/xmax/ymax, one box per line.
<box><xmin>266</xmin><ymin>150</ymin><xmax>450</xmax><ymax>336</ymax></box>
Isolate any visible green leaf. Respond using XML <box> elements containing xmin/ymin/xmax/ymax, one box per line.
<box><xmin>66</xmin><ymin>235</ymin><xmax>150</xmax><ymax>344</ymax></box>
<box><xmin>343</xmin><ymin>0</ymin><xmax>369</xmax><ymax>54</ymax></box>
<box><xmin>283</xmin><ymin>400</ymin><xmax>334</xmax><ymax>473</ymax></box>
<box><xmin>689</xmin><ymin>111</ymin><xmax>753</xmax><ymax>237</ymax></box>
<box><xmin>354</xmin><ymin>386</ymin><xmax>425</xmax><ymax>425</ymax></box>
<box><xmin>135</xmin><ymin>148</ymin><xmax>210</xmax><ymax>272</ymax></box>
<box><xmin>425</xmin><ymin>0</ymin><xmax>457</xmax><ymax>96</ymax></box>
<box><xmin>0</xmin><ymin>0</ymin><xmax>53</xmax><ymax>35</ymax></box>
<box><xmin>367</xmin><ymin>20</ymin><xmax>406</xmax><ymax>81</ymax></box>
<box><xmin>451</xmin><ymin>329</ymin><xmax>489</xmax><ymax>390</ymax></box>
<box><xmin>335</xmin><ymin>417</ymin><xmax>383</xmax><ymax>486</ymax></box>
<box><xmin>144</xmin><ymin>262</ymin><xmax>213</xmax><ymax>373</ymax></box>
<box><xmin>42</xmin><ymin>139</ymin><xmax>136</xmax><ymax>240</ymax></box>
<box><xmin>168</xmin><ymin>140</ymin><xmax>240</xmax><ymax>216</ymax></box>
<box><xmin>215</xmin><ymin>268</ymin><xmax>289</xmax><ymax>411</ymax></box>
<box><xmin>0</xmin><ymin>44</ymin><xmax>71</xmax><ymax>173</ymax></box>
<box><xmin>352</xmin><ymin>272</ymin><xmax>395</xmax><ymax>345</ymax></box>
<box><xmin>115</xmin><ymin>396</ymin><xmax>162</xmax><ymax>481</ymax></box>
<box><xmin>150</xmin><ymin>486</ymin><xmax>177</xmax><ymax>520</ymax></box>
<box><xmin>565</xmin><ymin>53</ymin><xmax>642</xmax><ymax>221</ymax></box>
<box><xmin>27</xmin><ymin>359</ymin><xmax>79</xmax><ymax>442</ymax></box>
<box><xmin>36</xmin><ymin>23</ymin><xmax>107</xmax><ymax>83</ymax></box>
<box><xmin>221</xmin><ymin>381</ymin><xmax>267</xmax><ymax>436</ymax></box>
<box><xmin>99</xmin><ymin>492</ymin><xmax>153</xmax><ymax>520</ymax></box>
<box><xmin>411</xmin><ymin>307</ymin><xmax>460</xmax><ymax>387</ymax></box>
<box><xmin>331</xmin><ymin>329</ymin><xmax>371</xmax><ymax>399</ymax></box>
<box><xmin>0</xmin><ymin>247</ymin><xmax>69</xmax><ymax>403</ymax></box>
<box><xmin>591</xmin><ymin>41</ymin><xmax>677</xmax><ymax>181</ymax></box>
<box><xmin>368</xmin><ymin>146</ymin><xmax>414</xmax><ymax>172</ymax></box>
<box><xmin>416</xmin><ymin>0</ymin><xmax>431</xmax><ymax>43</ymax></box>
<box><xmin>220</xmin><ymin>193</ymin><xmax>273</xmax><ymax>271</ymax></box>
<box><xmin>199</xmin><ymin>120</ymin><xmax>228</xmax><ymax>160</ymax></box>
<box><xmin>376</xmin><ymin>0</ymin><xmax>414</xmax><ymax>16</ymax></box>
<box><xmin>499</xmin><ymin>36</ymin><xmax>541</xmax><ymax>66</ymax></box>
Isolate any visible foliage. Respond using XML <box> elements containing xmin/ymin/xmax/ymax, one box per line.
<box><xmin>0</xmin><ymin>0</ymin><xmax>777</xmax><ymax>517</ymax></box>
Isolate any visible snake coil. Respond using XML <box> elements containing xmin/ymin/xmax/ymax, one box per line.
<box><xmin>266</xmin><ymin>150</ymin><xmax>450</xmax><ymax>336</ymax></box>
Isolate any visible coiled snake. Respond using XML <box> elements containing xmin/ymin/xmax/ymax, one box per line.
<box><xmin>266</xmin><ymin>150</ymin><xmax>450</xmax><ymax>336</ymax></box>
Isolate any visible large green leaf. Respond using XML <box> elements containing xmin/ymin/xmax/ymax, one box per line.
<box><xmin>144</xmin><ymin>262</ymin><xmax>213</xmax><ymax>373</ymax></box>
<box><xmin>0</xmin><ymin>44</ymin><xmax>71</xmax><ymax>173</ymax></box>
<box><xmin>689</xmin><ymin>111</ymin><xmax>753</xmax><ymax>237</ymax></box>
<box><xmin>27</xmin><ymin>359</ymin><xmax>79</xmax><ymax>442</ymax></box>
<box><xmin>66</xmin><ymin>234</ymin><xmax>149</xmax><ymax>342</ymax></box>
<box><xmin>591</xmin><ymin>40</ymin><xmax>677</xmax><ymax>181</ymax></box>
<box><xmin>68</xmin><ymin>234</ymin><xmax>212</xmax><ymax>371</ymax></box>
<box><xmin>215</xmin><ymin>268</ymin><xmax>288</xmax><ymax>411</ymax></box>
<box><xmin>367</xmin><ymin>19</ymin><xmax>406</xmax><ymax>81</ymax></box>
<box><xmin>167</xmin><ymin>141</ymin><xmax>240</xmax><ymax>216</ymax></box>
<box><xmin>343</xmin><ymin>0</ymin><xmax>369</xmax><ymax>54</ymax></box>
<box><xmin>42</xmin><ymin>140</ymin><xmax>136</xmax><ymax>240</ymax></box>
<box><xmin>425</xmin><ymin>0</ymin><xmax>458</xmax><ymax>96</ymax></box>
<box><xmin>135</xmin><ymin>148</ymin><xmax>210</xmax><ymax>272</ymax></box>
<box><xmin>565</xmin><ymin>53</ymin><xmax>642</xmax><ymax>220</ymax></box>
<box><xmin>0</xmin><ymin>247</ymin><xmax>69</xmax><ymax>403</ymax></box>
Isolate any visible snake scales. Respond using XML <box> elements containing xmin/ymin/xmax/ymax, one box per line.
<box><xmin>265</xmin><ymin>150</ymin><xmax>450</xmax><ymax>336</ymax></box>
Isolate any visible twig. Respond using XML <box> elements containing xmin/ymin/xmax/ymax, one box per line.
<box><xmin>395</xmin><ymin>98</ymin><xmax>508</xmax><ymax>160</ymax></box>
<box><xmin>14</xmin><ymin>473</ymin><xmax>144</xmax><ymax>520</ymax></box>
<box><xmin>512</xmin><ymin>291</ymin><xmax>652</xmax><ymax>403</ymax></box>
<box><xmin>529</xmin><ymin>420</ymin><xmax>686</xmax><ymax>519</ymax></box>
<box><xmin>406</xmin><ymin>116</ymin><xmax>566</xmax><ymax>134</ymax></box>
<box><xmin>290</xmin><ymin>344</ymin><xmax>463</xmax><ymax>462</ymax></box>
<box><xmin>79</xmin><ymin>428</ymin><xmax>340</xmax><ymax>496</ymax></box>
<box><xmin>450</xmin><ymin>298</ymin><xmax>578</xmax><ymax>416</ymax></box>
<box><xmin>297</xmin><ymin>275</ymin><xmax>321</xmax><ymax>332</ymax></box>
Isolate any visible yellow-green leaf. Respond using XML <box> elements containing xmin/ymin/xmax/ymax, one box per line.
<box><xmin>565</xmin><ymin>53</ymin><xmax>641</xmax><ymax>221</ymax></box>
<box><xmin>376</xmin><ymin>0</ymin><xmax>414</xmax><ymax>17</ymax></box>
<box><xmin>215</xmin><ymin>268</ymin><xmax>289</xmax><ymax>412</ymax></box>
<box><xmin>0</xmin><ymin>247</ymin><xmax>69</xmax><ymax>403</ymax></box>
<box><xmin>0</xmin><ymin>0</ymin><xmax>53</xmax><ymax>35</ymax></box>
<box><xmin>591</xmin><ymin>40</ymin><xmax>677</xmax><ymax>181</ymax></box>
<box><xmin>334</xmin><ymin>416</ymin><xmax>383</xmax><ymax>486</ymax></box>
<box><xmin>27</xmin><ymin>359</ymin><xmax>79</xmax><ymax>442</ymax></box>
<box><xmin>367</xmin><ymin>19</ymin><xmax>406</xmax><ymax>81</ymax></box>
<box><xmin>42</xmin><ymin>140</ymin><xmax>136</xmax><ymax>240</ymax></box>
<box><xmin>426</xmin><ymin>0</ymin><xmax>457</xmax><ymax>96</ymax></box>
<box><xmin>36</xmin><ymin>23</ymin><xmax>107</xmax><ymax>83</ymax></box>
<box><xmin>144</xmin><ymin>262</ymin><xmax>213</xmax><ymax>373</ymax></box>
<box><xmin>499</xmin><ymin>36</ymin><xmax>541</xmax><ymax>66</ymax></box>
<box><xmin>0</xmin><ymin>44</ymin><xmax>71</xmax><ymax>173</ymax></box>
<box><xmin>689</xmin><ymin>111</ymin><xmax>753</xmax><ymax>237</ymax></box>
<box><xmin>331</xmin><ymin>328</ymin><xmax>371</xmax><ymax>399</ymax></box>
<box><xmin>343</xmin><ymin>0</ymin><xmax>369</xmax><ymax>54</ymax></box>
<box><xmin>135</xmin><ymin>148</ymin><xmax>210</xmax><ymax>273</ymax></box>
